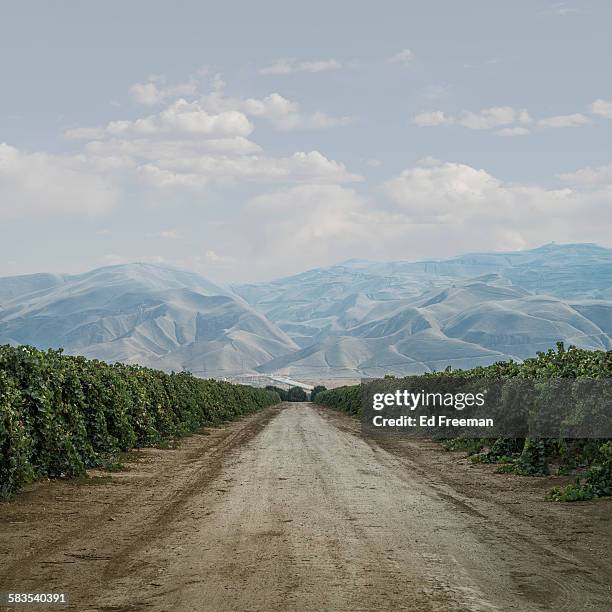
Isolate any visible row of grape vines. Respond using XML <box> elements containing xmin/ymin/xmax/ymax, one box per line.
<box><xmin>0</xmin><ymin>345</ymin><xmax>280</xmax><ymax>497</ymax></box>
<box><xmin>315</xmin><ymin>344</ymin><xmax>611</xmax><ymax>501</ymax></box>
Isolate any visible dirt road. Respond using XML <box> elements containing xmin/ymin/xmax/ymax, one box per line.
<box><xmin>1</xmin><ymin>402</ymin><xmax>610</xmax><ymax>611</ymax></box>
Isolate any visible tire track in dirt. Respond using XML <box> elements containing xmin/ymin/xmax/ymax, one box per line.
<box><xmin>1</xmin><ymin>402</ymin><xmax>610</xmax><ymax>611</ymax></box>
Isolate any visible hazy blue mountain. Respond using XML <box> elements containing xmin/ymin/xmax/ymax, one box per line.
<box><xmin>0</xmin><ymin>263</ymin><xmax>298</xmax><ymax>375</ymax></box>
<box><xmin>233</xmin><ymin>243</ymin><xmax>612</xmax><ymax>377</ymax></box>
<box><xmin>1</xmin><ymin>244</ymin><xmax>610</xmax><ymax>379</ymax></box>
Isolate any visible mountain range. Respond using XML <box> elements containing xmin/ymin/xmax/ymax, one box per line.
<box><xmin>1</xmin><ymin>243</ymin><xmax>610</xmax><ymax>380</ymax></box>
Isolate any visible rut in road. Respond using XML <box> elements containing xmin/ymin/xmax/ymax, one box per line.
<box><xmin>1</xmin><ymin>402</ymin><xmax>610</xmax><ymax>611</ymax></box>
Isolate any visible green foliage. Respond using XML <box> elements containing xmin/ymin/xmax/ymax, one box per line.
<box><xmin>265</xmin><ymin>385</ymin><xmax>288</xmax><ymax>401</ymax></box>
<box><xmin>0</xmin><ymin>344</ymin><xmax>280</xmax><ymax>497</ymax></box>
<box><xmin>313</xmin><ymin>344</ymin><xmax>611</xmax><ymax>499</ymax></box>
<box><xmin>287</xmin><ymin>386</ymin><xmax>308</xmax><ymax>402</ymax></box>
<box><xmin>310</xmin><ymin>385</ymin><xmax>327</xmax><ymax>402</ymax></box>
<box><xmin>549</xmin><ymin>442</ymin><xmax>612</xmax><ymax>501</ymax></box>
<box><xmin>315</xmin><ymin>384</ymin><xmax>362</xmax><ymax>415</ymax></box>
<box><xmin>514</xmin><ymin>439</ymin><xmax>550</xmax><ymax>475</ymax></box>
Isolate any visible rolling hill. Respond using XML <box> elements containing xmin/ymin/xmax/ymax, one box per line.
<box><xmin>1</xmin><ymin>243</ymin><xmax>610</xmax><ymax>378</ymax></box>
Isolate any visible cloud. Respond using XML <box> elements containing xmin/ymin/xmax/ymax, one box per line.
<box><xmin>412</xmin><ymin>111</ymin><xmax>451</xmax><ymax>127</ymax></box>
<box><xmin>412</xmin><ymin>105</ymin><xmax>597</xmax><ymax>133</ymax></box>
<box><xmin>361</xmin><ymin>159</ymin><xmax>611</xmax><ymax>262</ymax></box>
<box><xmin>259</xmin><ymin>58</ymin><xmax>342</xmax><ymax>75</ymax></box>
<box><xmin>200</xmin><ymin>86</ymin><xmax>351</xmax><ymax>131</ymax></box>
<box><xmin>537</xmin><ymin>113</ymin><xmax>591</xmax><ymax>128</ymax></box>
<box><xmin>381</xmin><ymin>160</ymin><xmax>608</xmax><ymax>243</ymax></box>
<box><xmin>105</xmin><ymin>99</ymin><xmax>254</xmax><ymax>139</ymax></box>
<box><xmin>233</xmin><ymin>159</ymin><xmax>612</xmax><ymax>278</ymax></box>
<box><xmin>413</xmin><ymin>106</ymin><xmax>532</xmax><ymax>130</ymax></box>
<box><xmin>136</xmin><ymin>151</ymin><xmax>362</xmax><ymax>189</ymax></box>
<box><xmin>558</xmin><ymin>163</ymin><xmax>612</xmax><ymax>185</ymax></box>
<box><xmin>243</xmin><ymin>184</ymin><xmax>371</xmax><ymax>276</ymax></box>
<box><xmin>457</xmin><ymin>106</ymin><xmax>520</xmax><ymax>130</ymax></box>
<box><xmin>0</xmin><ymin>143</ymin><xmax>117</xmax><ymax>220</ymax></box>
<box><xmin>388</xmin><ymin>49</ymin><xmax>415</xmax><ymax>67</ymax></box>
<box><xmin>63</xmin><ymin>78</ymin><xmax>360</xmax><ymax>195</ymax></box>
<box><xmin>129</xmin><ymin>78</ymin><xmax>197</xmax><ymax>105</ymax></box>
<box><xmin>272</xmin><ymin>111</ymin><xmax>352</xmax><ymax>131</ymax></box>
<box><xmin>590</xmin><ymin>99</ymin><xmax>612</xmax><ymax>119</ymax></box>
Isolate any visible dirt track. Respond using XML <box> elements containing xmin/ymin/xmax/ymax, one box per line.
<box><xmin>1</xmin><ymin>402</ymin><xmax>610</xmax><ymax>611</ymax></box>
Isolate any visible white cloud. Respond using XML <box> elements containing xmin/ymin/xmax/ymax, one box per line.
<box><xmin>381</xmin><ymin>160</ymin><xmax>608</xmax><ymax>245</ymax></box>
<box><xmin>413</xmin><ymin>106</ymin><xmax>530</xmax><ymax>130</ymax></box>
<box><xmin>412</xmin><ymin>111</ymin><xmax>451</xmax><ymax>127</ymax></box>
<box><xmin>200</xmin><ymin>86</ymin><xmax>351</xmax><ymax>131</ymax></box>
<box><xmin>203</xmin><ymin>249</ymin><xmax>234</xmax><ymax>264</ymax></box>
<box><xmin>0</xmin><ymin>143</ymin><xmax>117</xmax><ymax>220</ymax></box>
<box><xmin>457</xmin><ymin>106</ymin><xmax>517</xmax><ymax>129</ymax></box>
<box><xmin>299</xmin><ymin>59</ymin><xmax>342</xmax><ymax>73</ymax></box>
<box><xmin>243</xmin><ymin>185</ymin><xmax>371</xmax><ymax>276</ymax></box>
<box><xmin>273</xmin><ymin>111</ymin><xmax>352</xmax><ymax>131</ymax></box>
<box><xmin>518</xmin><ymin>109</ymin><xmax>533</xmax><ymax>124</ymax></box>
<box><xmin>234</xmin><ymin>159</ymin><xmax>612</xmax><ymax>277</ymax></box>
<box><xmin>105</xmin><ymin>99</ymin><xmax>254</xmax><ymax>139</ymax></box>
<box><xmin>137</xmin><ymin>151</ymin><xmax>362</xmax><ymax>189</ymax></box>
<box><xmin>589</xmin><ymin>99</ymin><xmax>612</xmax><ymax>119</ymax></box>
<box><xmin>259</xmin><ymin>58</ymin><xmax>342</xmax><ymax>75</ymax></box>
<box><xmin>64</xmin><ymin>79</ymin><xmax>359</xmax><ymax>194</ymax></box>
<box><xmin>129</xmin><ymin>78</ymin><xmax>197</xmax><ymax>105</ymax></box>
<box><xmin>129</xmin><ymin>82</ymin><xmax>162</xmax><ymax>105</ymax></box>
<box><xmin>388</xmin><ymin>49</ymin><xmax>415</xmax><ymax>67</ymax></box>
<box><xmin>413</xmin><ymin>105</ymin><xmax>598</xmax><ymax>133</ymax></box>
<box><xmin>495</xmin><ymin>126</ymin><xmax>531</xmax><ymax>136</ymax></box>
<box><xmin>558</xmin><ymin>163</ymin><xmax>612</xmax><ymax>185</ymax></box>
<box><xmin>537</xmin><ymin>113</ymin><xmax>591</xmax><ymax>128</ymax></box>
<box><xmin>86</xmin><ymin>135</ymin><xmax>262</xmax><ymax>160</ymax></box>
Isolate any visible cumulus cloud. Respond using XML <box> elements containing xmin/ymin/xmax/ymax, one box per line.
<box><xmin>558</xmin><ymin>163</ymin><xmax>612</xmax><ymax>185</ymax></box>
<box><xmin>242</xmin><ymin>185</ymin><xmax>372</xmax><ymax>276</ymax></box>
<box><xmin>537</xmin><ymin>113</ymin><xmax>591</xmax><ymax>128</ymax></box>
<box><xmin>105</xmin><ymin>99</ymin><xmax>254</xmax><ymax>139</ymax></box>
<box><xmin>590</xmin><ymin>99</ymin><xmax>612</xmax><ymax>119</ymax></box>
<box><xmin>129</xmin><ymin>78</ymin><xmax>197</xmax><ymax>105</ymax></box>
<box><xmin>259</xmin><ymin>58</ymin><xmax>341</xmax><ymax>75</ymax></box>
<box><xmin>59</xmin><ymin>76</ymin><xmax>360</xmax><ymax>197</ymax></box>
<box><xmin>231</xmin><ymin>158</ymin><xmax>612</xmax><ymax>278</ymax></box>
<box><xmin>200</xmin><ymin>85</ymin><xmax>351</xmax><ymax>131</ymax></box>
<box><xmin>381</xmin><ymin>160</ymin><xmax>609</xmax><ymax>249</ymax></box>
<box><xmin>137</xmin><ymin>151</ymin><xmax>362</xmax><ymax>189</ymax></box>
<box><xmin>0</xmin><ymin>143</ymin><xmax>118</xmax><ymax>220</ymax></box>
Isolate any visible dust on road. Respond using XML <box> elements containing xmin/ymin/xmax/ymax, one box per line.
<box><xmin>1</xmin><ymin>402</ymin><xmax>610</xmax><ymax>611</ymax></box>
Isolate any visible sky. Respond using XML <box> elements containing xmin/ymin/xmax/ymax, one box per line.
<box><xmin>1</xmin><ymin>0</ymin><xmax>611</xmax><ymax>282</ymax></box>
